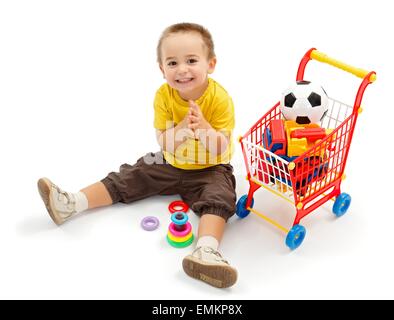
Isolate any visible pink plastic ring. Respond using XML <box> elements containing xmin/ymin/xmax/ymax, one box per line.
<box><xmin>141</xmin><ymin>216</ymin><xmax>160</xmax><ymax>231</ymax></box>
<box><xmin>168</xmin><ymin>201</ymin><xmax>189</xmax><ymax>213</ymax></box>
<box><xmin>168</xmin><ymin>221</ymin><xmax>192</xmax><ymax>237</ymax></box>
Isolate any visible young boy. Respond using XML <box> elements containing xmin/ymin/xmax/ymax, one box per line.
<box><xmin>37</xmin><ymin>23</ymin><xmax>237</xmax><ymax>289</ymax></box>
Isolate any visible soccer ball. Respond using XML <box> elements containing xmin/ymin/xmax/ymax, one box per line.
<box><xmin>280</xmin><ymin>81</ymin><xmax>329</xmax><ymax>125</ymax></box>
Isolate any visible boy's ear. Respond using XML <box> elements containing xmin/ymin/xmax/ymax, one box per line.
<box><xmin>207</xmin><ymin>57</ymin><xmax>217</xmax><ymax>74</ymax></box>
<box><xmin>159</xmin><ymin>64</ymin><xmax>165</xmax><ymax>78</ymax></box>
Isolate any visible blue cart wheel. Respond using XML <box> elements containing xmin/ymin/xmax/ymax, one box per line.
<box><xmin>236</xmin><ymin>195</ymin><xmax>254</xmax><ymax>219</ymax></box>
<box><xmin>333</xmin><ymin>193</ymin><xmax>351</xmax><ymax>217</ymax></box>
<box><xmin>285</xmin><ymin>224</ymin><xmax>306</xmax><ymax>250</ymax></box>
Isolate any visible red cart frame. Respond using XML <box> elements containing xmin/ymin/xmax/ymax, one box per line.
<box><xmin>237</xmin><ymin>48</ymin><xmax>376</xmax><ymax>249</ymax></box>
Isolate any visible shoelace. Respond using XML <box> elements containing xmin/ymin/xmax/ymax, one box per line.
<box><xmin>193</xmin><ymin>246</ymin><xmax>229</xmax><ymax>264</ymax></box>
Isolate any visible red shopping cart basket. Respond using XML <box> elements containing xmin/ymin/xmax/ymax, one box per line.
<box><xmin>236</xmin><ymin>48</ymin><xmax>376</xmax><ymax>250</ymax></box>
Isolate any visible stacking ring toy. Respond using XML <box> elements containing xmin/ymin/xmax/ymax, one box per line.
<box><xmin>141</xmin><ymin>216</ymin><xmax>159</xmax><ymax>231</ymax></box>
<box><xmin>168</xmin><ymin>221</ymin><xmax>192</xmax><ymax>237</ymax></box>
<box><xmin>171</xmin><ymin>212</ymin><xmax>188</xmax><ymax>225</ymax></box>
<box><xmin>168</xmin><ymin>200</ymin><xmax>189</xmax><ymax>213</ymax></box>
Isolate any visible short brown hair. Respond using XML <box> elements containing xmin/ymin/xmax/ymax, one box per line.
<box><xmin>157</xmin><ymin>22</ymin><xmax>215</xmax><ymax>64</ymax></box>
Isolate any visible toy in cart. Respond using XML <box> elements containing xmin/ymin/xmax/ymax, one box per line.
<box><xmin>236</xmin><ymin>48</ymin><xmax>376</xmax><ymax>250</ymax></box>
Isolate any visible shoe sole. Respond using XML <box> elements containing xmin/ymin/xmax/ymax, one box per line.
<box><xmin>37</xmin><ymin>178</ymin><xmax>63</xmax><ymax>225</ymax></box>
<box><xmin>182</xmin><ymin>255</ymin><xmax>237</xmax><ymax>288</ymax></box>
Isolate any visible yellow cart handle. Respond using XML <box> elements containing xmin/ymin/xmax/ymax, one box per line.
<box><xmin>310</xmin><ymin>49</ymin><xmax>376</xmax><ymax>82</ymax></box>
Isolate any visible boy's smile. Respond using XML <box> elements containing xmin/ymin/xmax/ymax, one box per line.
<box><xmin>160</xmin><ymin>32</ymin><xmax>216</xmax><ymax>101</ymax></box>
<box><xmin>176</xmin><ymin>77</ymin><xmax>193</xmax><ymax>83</ymax></box>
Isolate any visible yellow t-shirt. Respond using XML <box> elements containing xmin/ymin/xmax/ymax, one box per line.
<box><xmin>154</xmin><ymin>78</ymin><xmax>235</xmax><ymax>170</ymax></box>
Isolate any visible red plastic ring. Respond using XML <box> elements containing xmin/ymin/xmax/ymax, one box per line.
<box><xmin>168</xmin><ymin>200</ymin><xmax>189</xmax><ymax>213</ymax></box>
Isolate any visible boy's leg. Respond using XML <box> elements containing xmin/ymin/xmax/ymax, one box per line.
<box><xmin>195</xmin><ymin>214</ymin><xmax>225</xmax><ymax>253</ymax></box>
<box><xmin>38</xmin><ymin>152</ymin><xmax>180</xmax><ymax>225</ymax></box>
<box><xmin>80</xmin><ymin>182</ymin><xmax>112</xmax><ymax>209</ymax></box>
<box><xmin>197</xmin><ymin>214</ymin><xmax>226</xmax><ymax>242</ymax></box>
<box><xmin>181</xmin><ymin>164</ymin><xmax>237</xmax><ymax>288</ymax></box>
<box><xmin>183</xmin><ymin>214</ymin><xmax>237</xmax><ymax>289</ymax></box>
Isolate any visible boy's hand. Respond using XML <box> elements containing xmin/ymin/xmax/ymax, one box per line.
<box><xmin>186</xmin><ymin>100</ymin><xmax>230</xmax><ymax>156</ymax></box>
<box><xmin>188</xmin><ymin>100</ymin><xmax>211</xmax><ymax>137</ymax></box>
<box><xmin>176</xmin><ymin>112</ymin><xmax>195</xmax><ymax>140</ymax></box>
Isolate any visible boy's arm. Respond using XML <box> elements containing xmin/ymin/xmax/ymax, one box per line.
<box><xmin>195</xmin><ymin>127</ymin><xmax>230</xmax><ymax>157</ymax></box>
<box><xmin>156</xmin><ymin>117</ymin><xmax>195</xmax><ymax>154</ymax></box>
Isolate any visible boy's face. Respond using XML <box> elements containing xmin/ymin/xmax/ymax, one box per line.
<box><xmin>159</xmin><ymin>32</ymin><xmax>216</xmax><ymax>100</ymax></box>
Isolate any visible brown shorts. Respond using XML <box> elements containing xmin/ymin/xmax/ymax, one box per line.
<box><xmin>101</xmin><ymin>152</ymin><xmax>237</xmax><ymax>221</ymax></box>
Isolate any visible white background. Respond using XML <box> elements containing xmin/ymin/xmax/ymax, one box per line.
<box><xmin>1</xmin><ymin>0</ymin><xmax>393</xmax><ymax>300</ymax></box>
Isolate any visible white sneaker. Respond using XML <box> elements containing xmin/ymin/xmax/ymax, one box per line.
<box><xmin>182</xmin><ymin>246</ymin><xmax>237</xmax><ymax>288</ymax></box>
<box><xmin>37</xmin><ymin>178</ymin><xmax>77</xmax><ymax>225</ymax></box>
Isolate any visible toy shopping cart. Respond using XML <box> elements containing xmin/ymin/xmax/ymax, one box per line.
<box><xmin>236</xmin><ymin>48</ymin><xmax>376</xmax><ymax>250</ymax></box>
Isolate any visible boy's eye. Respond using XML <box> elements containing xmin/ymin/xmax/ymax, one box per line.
<box><xmin>167</xmin><ymin>61</ymin><xmax>177</xmax><ymax>67</ymax></box>
<box><xmin>187</xmin><ymin>58</ymin><xmax>198</xmax><ymax>64</ymax></box>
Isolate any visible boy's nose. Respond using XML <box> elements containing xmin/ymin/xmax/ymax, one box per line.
<box><xmin>177</xmin><ymin>63</ymin><xmax>188</xmax><ymax>74</ymax></box>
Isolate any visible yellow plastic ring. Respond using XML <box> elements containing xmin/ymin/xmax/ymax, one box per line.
<box><xmin>167</xmin><ymin>230</ymin><xmax>193</xmax><ymax>243</ymax></box>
